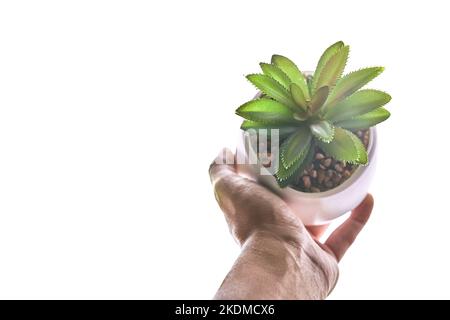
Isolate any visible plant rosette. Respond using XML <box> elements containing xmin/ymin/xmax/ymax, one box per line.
<box><xmin>234</xmin><ymin>41</ymin><xmax>391</xmax><ymax>225</ymax></box>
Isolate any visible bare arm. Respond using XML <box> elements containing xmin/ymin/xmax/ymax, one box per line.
<box><xmin>210</xmin><ymin>149</ymin><xmax>374</xmax><ymax>300</ymax></box>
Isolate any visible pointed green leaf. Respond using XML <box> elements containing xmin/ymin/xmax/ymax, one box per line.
<box><xmin>241</xmin><ymin>120</ymin><xmax>284</xmax><ymax>130</ymax></box>
<box><xmin>310</xmin><ymin>86</ymin><xmax>330</xmax><ymax>114</ymax></box>
<box><xmin>335</xmin><ymin>107</ymin><xmax>391</xmax><ymax>130</ymax></box>
<box><xmin>312</xmin><ymin>41</ymin><xmax>344</xmax><ymax>93</ymax></box>
<box><xmin>275</xmin><ymin>142</ymin><xmax>314</xmax><ymax>188</ymax></box>
<box><xmin>280</xmin><ymin>126</ymin><xmax>312</xmax><ymax>169</ymax></box>
<box><xmin>240</xmin><ymin>120</ymin><xmax>299</xmax><ymax>138</ymax></box>
<box><xmin>246</xmin><ymin>74</ymin><xmax>297</xmax><ymax>111</ymax></box>
<box><xmin>271</xmin><ymin>54</ymin><xmax>310</xmax><ymax>100</ymax></box>
<box><xmin>314</xmin><ymin>45</ymin><xmax>349</xmax><ymax>91</ymax></box>
<box><xmin>326</xmin><ymin>89</ymin><xmax>391</xmax><ymax>122</ymax></box>
<box><xmin>349</xmin><ymin>131</ymin><xmax>368</xmax><ymax>164</ymax></box>
<box><xmin>325</xmin><ymin>67</ymin><xmax>384</xmax><ymax>108</ymax></box>
<box><xmin>236</xmin><ymin>98</ymin><xmax>295</xmax><ymax>124</ymax></box>
<box><xmin>317</xmin><ymin>127</ymin><xmax>367</xmax><ymax>164</ymax></box>
<box><xmin>310</xmin><ymin>120</ymin><xmax>335</xmax><ymax>143</ymax></box>
<box><xmin>259</xmin><ymin>63</ymin><xmax>291</xmax><ymax>89</ymax></box>
<box><xmin>290</xmin><ymin>83</ymin><xmax>308</xmax><ymax>112</ymax></box>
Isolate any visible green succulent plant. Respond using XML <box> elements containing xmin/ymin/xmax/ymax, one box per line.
<box><xmin>236</xmin><ymin>41</ymin><xmax>391</xmax><ymax>188</ymax></box>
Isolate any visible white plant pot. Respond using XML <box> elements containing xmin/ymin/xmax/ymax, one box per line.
<box><xmin>236</xmin><ymin>126</ymin><xmax>377</xmax><ymax>226</ymax></box>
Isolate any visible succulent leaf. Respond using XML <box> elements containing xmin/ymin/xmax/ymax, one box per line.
<box><xmin>312</xmin><ymin>41</ymin><xmax>344</xmax><ymax>93</ymax></box>
<box><xmin>240</xmin><ymin>120</ymin><xmax>299</xmax><ymax>139</ymax></box>
<box><xmin>280</xmin><ymin>126</ymin><xmax>312</xmax><ymax>169</ymax></box>
<box><xmin>271</xmin><ymin>54</ymin><xmax>310</xmax><ymax>100</ymax></box>
<box><xmin>335</xmin><ymin>107</ymin><xmax>391</xmax><ymax>130</ymax></box>
<box><xmin>317</xmin><ymin>127</ymin><xmax>366</xmax><ymax>164</ymax></box>
<box><xmin>236</xmin><ymin>98</ymin><xmax>295</xmax><ymax>124</ymax></box>
<box><xmin>259</xmin><ymin>63</ymin><xmax>291</xmax><ymax>89</ymax></box>
<box><xmin>290</xmin><ymin>83</ymin><xmax>308</xmax><ymax>112</ymax></box>
<box><xmin>309</xmin><ymin>86</ymin><xmax>330</xmax><ymax>114</ymax></box>
<box><xmin>349</xmin><ymin>131</ymin><xmax>368</xmax><ymax>164</ymax></box>
<box><xmin>246</xmin><ymin>74</ymin><xmax>298</xmax><ymax>111</ymax></box>
<box><xmin>325</xmin><ymin>67</ymin><xmax>384</xmax><ymax>109</ymax></box>
<box><xmin>310</xmin><ymin>120</ymin><xmax>335</xmax><ymax>143</ymax></box>
<box><xmin>314</xmin><ymin>45</ymin><xmax>349</xmax><ymax>91</ymax></box>
<box><xmin>325</xmin><ymin>89</ymin><xmax>391</xmax><ymax>122</ymax></box>
<box><xmin>275</xmin><ymin>142</ymin><xmax>314</xmax><ymax>187</ymax></box>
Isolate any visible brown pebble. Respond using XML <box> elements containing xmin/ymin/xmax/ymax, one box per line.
<box><xmin>334</xmin><ymin>163</ymin><xmax>344</xmax><ymax>172</ymax></box>
<box><xmin>310</xmin><ymin>170</ymin><xmax>318</xmax><ymax>179</ymax></box>
<box><xmin>307</xmin><ymin>163</ymin><xmax>314</xmax><ymax>171</ymax></box>
<box><xmin>311</xmin><ymin>187</ymin><xmax>321</xmax><ymax>193</ymax></box>
<box><xmin>302</xmin><ymin>176</ymin><xmax>311</xmax><ymax>189</ymax></box>
<box><xmin>343</xmin><ymin>170</ymin><xmax>351</xmax><ymax>178</ymax></box>
<box><xmin>326</xmin><ymin>169</ymin><xmax>334</xmax><ymax>177</ymax></box>
<box><xmin>317</xmin><ymin>170</ymin><xmax>325</xmax><ymax>184</ymax></box>
<box><xmin>332</xmin><ymin>173</ymin><xmax>342</xmax><ymax>184</ymax></box>
<box><xmin>319</xmin><ymin>164</ymin><xmax>327</xmax><ymax>170</ymax></box>
<box><xmin>322</xmin><ymin>158</ymin><xmax>332</xmax><ymax>167</ymax></box>
<box><xmin>315</xmin><ymin>153</ymin><xmax>325</xmax><ymax>160</ymax></box>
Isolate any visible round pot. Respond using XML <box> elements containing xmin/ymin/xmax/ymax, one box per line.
<box><xmin>235</xmin><ymin>122</ymin><xmax>377</xmax><ymax>226</ymax></box>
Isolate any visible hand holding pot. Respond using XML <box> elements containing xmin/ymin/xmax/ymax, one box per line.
<box><xmin>210</xmin><ymin>148</ymin><xmax>374</xmax><ymax>300</ymax></box>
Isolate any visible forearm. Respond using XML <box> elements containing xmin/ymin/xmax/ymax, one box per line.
<box><xmin>214</xmin><ymin>231</ymin><xmax>335</xmax><ymax>300</ymax></box>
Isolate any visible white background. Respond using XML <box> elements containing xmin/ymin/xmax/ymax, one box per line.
<box><xmin>0</xmin><ymin>0</ymin><xmax>448</xmax><ymax>299</ymax></box>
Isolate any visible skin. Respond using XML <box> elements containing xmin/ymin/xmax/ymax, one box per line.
<box><xmin>209</xmin><ymin>148</ymin><xmax>374</xmax><ymax>300</ymax></box>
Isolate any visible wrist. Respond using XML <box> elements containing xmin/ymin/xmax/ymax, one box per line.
<box><xmin>245</xmin><ymin>230</ymin><xmax>337</xmax><ymax>299</ymax></box>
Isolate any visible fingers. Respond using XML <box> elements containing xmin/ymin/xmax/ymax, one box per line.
<box><xmin>209</xmin><ymin>148</ymin><xmax>236</xmax><ymax>184</ymax></box>
<box><xmin>324</xmin><ymin>194</ymin><xmax>374</xmax><ymax>262</ymax></box>
<box><xmin>209</xmin><ymin>148</ymin><xmax>246</xmax><ymax>213</ymax></box>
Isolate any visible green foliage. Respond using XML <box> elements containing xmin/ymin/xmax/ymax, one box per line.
<box><xmin>311</xmin><ymin>41</ymin><xmax>344</xmax><ymax>94</ymax></box>
<box><xmin>314</xmin><ymin>45</ymin><xmax>349</xmax><ymax>91</ymax></box>
<box><xmin>280</xmin><ymin>126</ymin><xmax>312</xmax><ymax>169</ymax></box>
<box><xmin>323</xmin><ymin>67</ymin><xmax>385</xmax><ymax>110</ymax></box>
<box><xmin>290</xmin><ymin>83</ymin><xmax>308</xmax><ymax>112</ymax></box>
<box><xmin>310</xmin><ymin>120</ymin><xmax>335</xmax><ymax>143</ymax></box>
<box><xmin>325</xmin><ymin>89</ymin><xmax>391</xmax><ymax>122</ymax></box>
<box><xmin>236</xmin><ymin>41</ymin><xmax>391</xmax><ymax>188</ymax></box>
<box><xmin>259</xmin><ymin>63</ymin><xmax>291</xmax><ymax>89</ymax></box>
<box><xmin>317</xmin><ymin>128</ymin><xmax>367</xmax><ymax>164</ymax></box>
<box><xmin>275</xmin><ymin>142</ymin><xmax>315</xmax><ymax>187</ymax></box>
<box><xmin>246</xmin><ymin>74</ymin><xmax>298</xmax><ymax>111</ymax></box>
<box><xmin>236</xmin><ymin>98</ymin><xmax>295</xmax><ymax>124</ymax></box>
<box><xmin>309</xmin><ymin>86</ymin><xmax>330</xmax><ymax>114</ymax></box>
<box><xmin>335</xmin><ymin>107</ymin><xmax>391</xmax><ymax>130</ymax></box>
<box><xmin>271</xmin><ymin>55</ymin><xmax>310</xmax><ymax>100</ymax></box>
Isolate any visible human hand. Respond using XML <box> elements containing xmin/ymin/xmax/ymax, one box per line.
<box><xmin>210</xmin><ymin>148</ymin><xmax>374</xmax><ymax>299</ymax></box>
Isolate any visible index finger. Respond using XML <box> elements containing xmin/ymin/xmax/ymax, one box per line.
<box><xmin>324</xmin><ymin>194</ymin><xmax>374</xmax><ymax>261</ymax></box>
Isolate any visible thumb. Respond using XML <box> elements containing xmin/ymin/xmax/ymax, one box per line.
<box><xmin>209</xmin><ymin>148</ymin><xmax>237</xmax><ymax>184</ymax></box>
<box><xmin>209</xmin><ymin>148</ymin><xmax>246</xmax><ymax>214</ymax></box>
